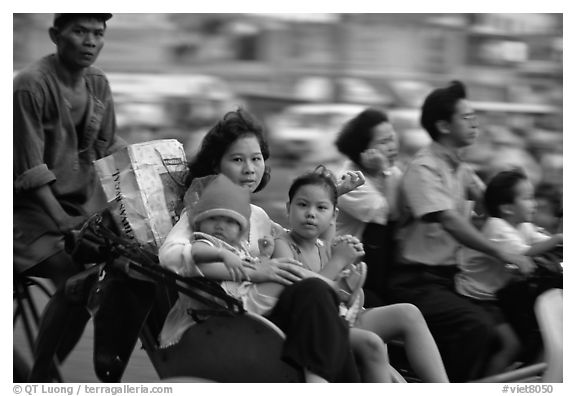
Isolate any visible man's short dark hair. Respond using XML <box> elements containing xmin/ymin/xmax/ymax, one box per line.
<box><xmin>420</xmin><ymin>80</ymin><xmax>467</xmax><ymax>141</ymax></box>
<box><xmin>484</xmin><ymin>169</ymin><xmax>528</xmax><ymax>218</ymax></box>
<box><xmin>53</xmin><ymin>13</ymin><xmax>112</xmax><ymax>29</ymax></box>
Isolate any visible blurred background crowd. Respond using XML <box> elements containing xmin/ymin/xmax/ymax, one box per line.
<box><xmin>14</xmin><ymin>13</ymin><xmax>563</xmax><ymax>226</ymax></box>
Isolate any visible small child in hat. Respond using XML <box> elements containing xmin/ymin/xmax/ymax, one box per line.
<box><xmin>159</xmin><ymin>174</ymin><xmax>261</xmax><ymax>346</ymax></box>
<box><xmin>186</xmin><ymin>174</ymin><xmax>258</xmax><ymax>300</ymax></box>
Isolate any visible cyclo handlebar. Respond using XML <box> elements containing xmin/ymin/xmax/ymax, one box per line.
<box><xmin>65</xmin><ymin>212</ymin><xmax>245</xmax><ymax>316</ymax></box>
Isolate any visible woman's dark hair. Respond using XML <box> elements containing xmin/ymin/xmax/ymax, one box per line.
<box><xmin>335</xmin><ymin>108</ymin><xmax>389</xmax><ymax>170</ymax></box>
<box><xmin>288</xmin><ymin>165</ymin><xmax>338</xmax><ymax>207</ymax></box>
<box><xmin>420</xmin><ymin>80</ymin><xmax>467</xmax><ymax>141</ymax></box>
<box><xmin>186</xmin><ymin>108</ymin><xmax>271</xmax><ymax>193</ymax></box>
<box><xmin>484</xmin><ymin>169</ymin><xmax>528</xmax><ymax>218</ymax></box>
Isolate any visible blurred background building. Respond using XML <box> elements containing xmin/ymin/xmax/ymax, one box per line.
<box><xmin>14</xmin><ymin>13</ymin><xmax>563</xmax><ymax>224</ymax></box>
<box><xmin>14</xmin><ymin>13</ymin><xmax>562</xmax><ymax>104</ymax></box>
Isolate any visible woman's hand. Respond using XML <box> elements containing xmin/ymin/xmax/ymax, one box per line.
<box><xmin>250</xmin><ymin>257</ymin><xmax>306</xmax><ymax>285</ymax></box>
<box><xmin>360</xmin><ymin>148</ymin><xmax>389</xmax><ymax>174</ymax></box>
<box><xmin>337</xmin><ymin>170</ymin><xmax>365</xmax><ymax>196</ymax></box>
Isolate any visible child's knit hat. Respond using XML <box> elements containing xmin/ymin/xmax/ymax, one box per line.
<box><xmin>190</xmin><ymin>174</ymin><xmax>251</xmax><ymax>234</ymax></box>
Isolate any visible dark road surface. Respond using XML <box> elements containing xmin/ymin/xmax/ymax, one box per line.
<box><xmin>14</xmin><ymin>286</ymin><xmax>159</xmax><ymax>382</ymax></box>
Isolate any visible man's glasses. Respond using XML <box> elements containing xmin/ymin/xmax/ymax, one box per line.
<box><xmin>460</xmin><ymin>113</ymin><xmax>478</xmax><ymax>122</ymax></box>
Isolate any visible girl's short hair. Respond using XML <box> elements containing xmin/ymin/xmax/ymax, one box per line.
<box><xmin>335</xmin><ymin>108</ymin><xmax>388</xmax><ymax>170</ymax></box>
<box><xmin>186</xmin><ymin>108</ymin><xmax>271</xmax><ymax>193</ymax></box>
<box><xmin>484</xmin><ymin>169</ymin><xmax>528</xmax><ymax>218</ymax></box>
<box><xmin>288</xmin><ymin>165</ymin><xmax>338</xmax><ymax>207</ymax></box>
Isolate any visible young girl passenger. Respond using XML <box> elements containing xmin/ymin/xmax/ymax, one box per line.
<box><xmin>267</xmin><ymin>166</ymin><xmax>449</xmax><ymax>382</ymax></box>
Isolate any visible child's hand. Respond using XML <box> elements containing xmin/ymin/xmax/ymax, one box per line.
<box><xmin>258</xmin><ymin>236</ymin><xmax>275</xmax><ymax>259</ymax></box>
<box><xmin>337</xmin><ymin>171</ymin><xmax>365</xmax><ymax>196</ymax></box>
<box><xmin>334</xmin><ymin>235</ymin><xmax>364</xmax><ymax>253</ymax></box>
<box><xmin>501</xmin><ymin>251</ymin><xmax>536</xmax><ymax>276</ymax></box>
<box><xmin>220</xmin><ymin>249</ymin><xmax>249</xmax><ymax>282</ymax></box>
<box><xmin>331</xmin><ymin>235</ymin><xmax>364</xmax><ymax>264</ymax></box>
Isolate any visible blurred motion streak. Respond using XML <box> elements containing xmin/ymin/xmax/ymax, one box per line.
<box><xmin>13</xmin><ymin>12</ymin><xmax>563</xmax><ymax>218</ymax></box>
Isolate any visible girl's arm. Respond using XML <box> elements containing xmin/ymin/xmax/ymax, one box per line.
<box><xmin>436</xmin><ymin>209</ymin><xmax>534</xmax><ymax>273</ymax></box>
<box><xmin>271</xmin><ymin>238</ymin><xmax>336</xmax><ymax>286</ymax></box>
<box><xmin>321</xmin><ymin>170</ymin><xmax>383</xmax><ymax>241</ymax></box>
<box><xmin>337</xmin><ymin>179</ymin><xmax>389</xmax><ymax>225</ymax></box>
<box><xmin>524</xmin><ymin>234</ymin><xmax>562</xmax><ymax>257</ymax></box>
<box><xmin>336</xmin><ymin>170</ymin><xmax>366</xmax><ymax>196</ymax></box>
